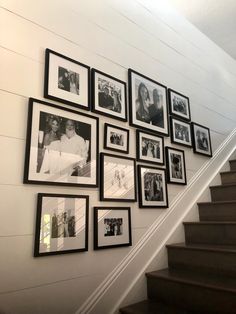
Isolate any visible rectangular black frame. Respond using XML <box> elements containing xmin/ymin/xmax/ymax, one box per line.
<box><xmin>34</xmin><ymin>193</ymin><xmax>89</xmax><ymax>257</ymax></box>
<box><xmin>166</xmin><ymin>146</ymin><xmax>187</xmax><ymax>185</ymax></box>
<box><xmin>100</xmin><ymin>153</ymin><xmax>137</xmax><ymax>202</ymax></box>
<box><xmin>136</xmin><ymin>129</ymin><xmax>164</xmax><ymax>165</ymax></box>
<box><xmin>191</xmin><ymin>122</ymin><xmax>212</xmax><ymax>157</ymax></box>
<box><xmin>24</xmin><ymin>98</ymin><xmax>99</xmax><ymax>187</ymax></box>
<box><xmin>44</xmin><ymin>48</ymin><xmax>90</xmax><ymax>110</ymax></box>
<box><xmin>91</xmin><ymin>68</ymin><xmax>128</xmax><ymax>121</ymax></box>
<box><xmin>170</xmin><ymin>116</ymin><xmax>192</xmax><ymax>148</ymax></box>
<box><xmin>168</xmin><ymin>88</ymin><xmax>191</xmax><ymax>121</ymax></box>
<box><xmin>128</xmin><ymin>69</ymin><xmax>169</xmax><ymax>136</ymax></box>
<box><xmin>94</xmin><ymin>207</ymin><xmax>132</xmax><ymax>250</ymax></box>
<box><xmin>104</xmin><ymin>123</ymin><xmax>129</xmax><ymax>154</ymax></box>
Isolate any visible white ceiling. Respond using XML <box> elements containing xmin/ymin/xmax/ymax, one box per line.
<box><xmin>167</xmin><ymin>0</ymin><xmax>236</xmax><ymax>60</ymax></box>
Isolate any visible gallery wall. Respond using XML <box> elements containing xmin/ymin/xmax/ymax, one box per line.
<box><xmin>0</xmin><ymin>0</ymin><xmax>236</xmax><ymax>313</ymax></box>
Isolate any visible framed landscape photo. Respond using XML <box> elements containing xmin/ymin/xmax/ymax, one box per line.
<box><xmin>166</xmin><ymin>147</ymin><xmax>187</xmax><ymax>185</ymax></box>
<box><xmin>128</xmin><ymin>69</ymin><xmax>169</xmax><ymax>136</ymax></box>
<box><xmin>24</xmin><ymin>98</ymin><xmax>99</xmax><ymax>187</ymax></box>
<box><xmin>94</xmin><ymin>207</ymin><xmax>132</xmax><ymax>250</ymax></box>
<box><xmin>191</xmin><ymin>122</ymin><xmax>212</xmax><ymax>157</ymax></box>
<box><xmin>170</xmin><ymin>117</ymin><xmax>192</xmax><ymax>148</ymax></box>
<box><xmin>34</xmin><ymin>193</ymin><xmax>89</xmax><ymax>257</ymax></box>
<box><xmin>44</xmin><ymin>49</ymin><xmax>90</xmax><ymax>110</ymax></box>
<box><xmin>91</xmin><ymin>69</ymin><xmax>127</xmax><ymax>121</ymax></box>
<box><xmin>104</xmin><ymin>123</ymin><xmax>129</xmax><ymax>154</ymax></box>
<box><xmin>168</xmin><ymin>89</ymin><xmax>191</xmax><ymax>121</ymax></box>
<box><xmin>136</xmin><ymin>130</ymin><xmax>164</xmax><ymax>165</ymax></box>
<box><xmin>100</xmin><ymin>153</ymin><xmax>137</xmax><ymax>202</ymax></box>
<box><xmin>138</xmin><ymin>165</ymin><xmax>168</xmax><ymax>208</ymax></box>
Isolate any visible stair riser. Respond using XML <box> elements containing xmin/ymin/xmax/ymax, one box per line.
<box><xmin>198</xmin><ymin>203</ymin><xmax>236</xmax><ymax>221</ymax></box>
<box><xmin>210</xmin><ymin>186</ymin><xmax>236</xmax><ymax>201</ymax></box>
<box><xmin>184</xmin><ymin>224</ymin><xmax>236</xmax><ymax>245</ymax></box>
<box><xmin>147</xmin><ymin>276</ymin><xmax>236</xmax><ymax>313</ymax></box>
<box><xmin>168</xmin><ymin>247</ymin><xmax>236</xmax><ymax>276</ymax></box>
<box><xmin>221</xmin><ymin>172</ymin><xmax>236</xmax><ymax>185</ymax></box>
<box><xmin>230</xmin><ymin>160</ymin><xmax>236</xmax><ymax>171</ymax></box>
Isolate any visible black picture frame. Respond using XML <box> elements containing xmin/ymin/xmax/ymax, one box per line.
<box><xmin>44</xmin><ymin>48</ymin><xmax>90</xmax><ymax>110</ymax></box>
<box><xmin>166</xmin><ymin>147</ymin><xmax>187</xmax><ymax>185</ymax></box>
<box><xmin>138</xmin><ymin>165</ymin><xmax>168</xmax><ymax>208</ymax></box>
<box><xmin>94</xmin><ymin>207</ymin><xmax>132</xmax><ymax>250</ymax></box>
<box><xmin>104</xmin><ymin>123</ymin><xmax>129</xmax><ymax>154</ymax></box>
<box><xmin>34</xmin><ymin>193</ymin><xmax>89</xmax><ymax>257</ymax></box>
<box><xmin>24</xmin><ymin>98</ymin><xmax>99</xmax><ymax>187</ymax></box>
<box><xmin>128</xmin><ymin>69</ymin><xmax>169</xmax><ymax>136</ymax></box>
<box><xmin>91</xmin><ymin>68</ymin><xmax>128</xmax><ymax>121</ymax></box>
<box><xmin>100</xmin><ymin>153</ymin><xmax>137</xmax><ymax>202</ymax></box>
<box><xmin>191</xmin><ymin>122</ymin><xmax>212</xmax><ymax>157</ymax></box>
<box><xmin>136</xmin><ymin>129</ymin><xmax>164</xmax><ymax>165</ymax></box>
<box><xmin>170</xmin><ymin>116</ymin><xmax>192</xmax><ymax>148</ymax></box>
<box><xmin>168</xmin><ymin>89</ymin><xmax>191</xmax><ymax>121</ymax></box>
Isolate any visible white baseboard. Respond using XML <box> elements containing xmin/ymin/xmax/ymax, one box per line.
<box><xmin>77</xmin><ymin>128</ymin><xmax>236</xmax><ymax>314</ymax></box>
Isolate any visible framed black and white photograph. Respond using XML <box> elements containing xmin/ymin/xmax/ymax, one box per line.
<box><xmin>44</xmin><ymin>49</ymin><xmax>90</xmax><ymax>110</ymax></box>
<box><xmin>166</xmin><ymin>147</ymin><xmax>187</xmax><ymax>185</ymax></box>
<box><xmin>104</xmin><ymin>123</ymin><xmax>129</xmax><ymax>154</ymax></box>
<box><xmin>34</xmin><ymin>193</ymin><xmax>89</xmax><ymax>257</ymax></box>
<box><xmin>94</xmin><ymin>207</ymin><xmax>132</xmax><ymax>250</ymax></box>
<box><xmin>168</xmin><ymin>89</ymin><xmax>191</xmax><ymax>121</ymax></box>
<box><xmin>91</xmin><ymin>69</ymin><xmax>127</xmax><ymax>121</ymax></box>
<box><xmin>136</xmin><ymin>130</ymin><xmax>164</xmax><ymax>165</ymax></box>
<box><xmin>138</xmin><ymin>165</ymin><xmax>168</xmax><ymax>208</ymax></box>
<box><xmin>24</xmin><ymin>98</ymin><xmax>99</xmax><ymax>187</ymax></box>
<box><xmin>128</xmin><ymin>69</ymin><xmax>169</xmax><ymax>136</ymax></box>
<box><xmin>100</xmin><ymin>153</ymin><xmax>137</xmax><ymax>202</ymax></box>
<box><xmin>170</xmin><ymin>117</ymin><xmax>192</xmax><ymax>148</ymax></box>
<box><xmin>191</xmin><ymin>122</ymin><xmax>212</xmax><ymax>157</ymax></box>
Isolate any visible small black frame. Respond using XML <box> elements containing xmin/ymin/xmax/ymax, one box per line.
<box><xmin>168</xmin><ymin>88</ymin><xmax>191</xmax><ymax>121</ymax></box>
<box><xmin>104</xmin><ymin>123</ymin><xmax>129</xmax><ymax>154</ymax></box>
<box><xmin>166</xmin><ymin>146</ymin><xmax>187</xmax><ymax>185</ymax></box>
<box><xmin>191</xmin><ymin>122</ymin><xmax>212</xmax><ymax>157</ymax></box>
<box><xmin>170</xmin><ymin>116</ymin><xmax>192</xmax><ymax>148</ymax></box>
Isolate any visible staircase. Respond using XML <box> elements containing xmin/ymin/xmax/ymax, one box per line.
<box><xmin>120</xmin><ymin>159</ymin><xmax>236</xmax><ymax>314</ymax></box>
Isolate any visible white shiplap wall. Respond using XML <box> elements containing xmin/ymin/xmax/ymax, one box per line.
<box><xmin>0</xmin><ymin>0</ymin><xmax>236</xmax><ymax>313</ymax></box>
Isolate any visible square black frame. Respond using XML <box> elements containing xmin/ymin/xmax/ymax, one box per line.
<box><xmin>91</xmin><ymin>68</ymin><xmax>128</xmax><ymax>121</ymax></box>
<box><xmin>191</xmin><ymin>122</ymin><xmax>212</xmax><ymax>157</ymax></box>
<box><xmin>34</xmin><ymin>193</ymin><xmax>89</xmax><ymax>257</ymax></box>
<box><xmin>94</xmin><ymin>207</ymin><xmax>132</xmax><ymax>250</ymax></box>
<box><xmin>44</xmin><ymin>48</ymin><xmax>90</xmax><ymax>110</ymax></box>
<box><xmin>100</xmin><ymin>153</ymin><xmax>137</xmax><ymax>202</ymax></box>
<box><xmin>104</xmin><ymin>123</ymin><xmax>129</xmax><ymax>154</ymax></box>
<box><xmin>166</xmin><ymin>146</ymin><xmax>187</xmax><ymax>185</ymax></box>
<box><xmin>168</xmin><ymin>88</ymin><xmax>191</xmax><ymax>121</ymax></box>
<box><xmin>24</xmin><ymin>98</ymin><xmax>99</xmax><ymax>187</ymax></box>
<box><xmin>128</xmin><ymin>69</ymin><xmax>169</xmax><ymax>136</ymax></box>
<box><xmin>170</xmin><ymin>116</ymin><xmax>192</xmax><ymax>148</ymax></box>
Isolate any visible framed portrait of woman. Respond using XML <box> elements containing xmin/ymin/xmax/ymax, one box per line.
<box><xmin>166</xmin><ymin>147</ymin><xmax>187</xmax><ymax>185</ymax></box>
<box><xmin>191</xmin><ymin>122</ymin><xmax>212</xmax><ymax>157</ymax></box>
<box><xmin>24</xmin><ymin>98</ymin><xmax>99</xmax><ymax>187</ymax></box>
<box><xmin>128</xmin><ymin>69</ymin><xmax>169</xmax><ymax>136</ymax></box>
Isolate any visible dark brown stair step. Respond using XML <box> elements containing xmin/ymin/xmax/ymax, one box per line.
<box><xmin>119</xmin><ymin>299</ymin><xmax>196</xmax><ymax>313</ymax></box>
<box><xmin>230</xmin><ymin>160</ymin><xmax>236</xmax><ymax>171</ymax></box>
<box><xmin>198</xmin><ymin>201</ymin><xmax>236</xmax><ymax>221</ymax></box>
<box><xmin>210</xmin><ymin>184</ymin><xmax>236</xmax><ymax>202</ymax></box>
<box><xmin>167</xmin><ymin>243</ymin><xmax>236</xmax><ymax>276</ymax></box>
<box><xmin>146</xmin><ymin>268</ymin><xmax>236</xmax><ymax>313</ymax></box>
<box><xmin>220</xmin><ymin>171</ymin><xmax>236</xmax><ymax>185</ymax></box>
<box><xmin>184</xmin><ymin>221</ymin><xmax>236</xmax><ymax>245</ymax></box>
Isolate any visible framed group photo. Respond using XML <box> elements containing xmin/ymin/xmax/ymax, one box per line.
<box><xmin>166</xmin><ymin>147</ymin><xmax>187</xmax><ymax>185</ymax></box>
<box><xmin>91</xmin><ymin>69</ymin><xmax>127</xmax><ymax>121</ymax></box>
<box><xmin>94</xmin><ymin>207</ymin><xmax>132</xmax><ymax>250</ymax></box>
<box><xmin>128</xmin><ymin>69</ymin><xmax>169</xmax><ymax>136</ymax></box>
<box><xmin>34</xmin><ymin>193</ymin><xmax>89</xmax><ymax>257</ymax></box>
<box><xmin>138</xmin><ymin>165</ymin><xmax>168</xmax><ymax>208</ymax></box>
<box><xmin>168</xmin><ymin>89</ymin><xmax>191</xmax><ymax>121</ymax></box>
<box><xmin>136</xmin><ymin>130</ymin><xmax>164</xmax><ymax>165</ymax></box>
<box><xmin>24</xmin><ymin>98</ymin><xmax>99</xmax><ymax>187</ymax></box>
<box><xmin>44</xmin><ymin>49</ymin><xmax>90</xmax><ymax>110</ymax></box>
<box><xmin>191</xmin><ymin>122</ymin><xmax>212</xmax><ymax>157</ymax></box>
<box><xmin>104</xmin><ymin>123</ymin><xmax>129</xmax><ymax>154</ymax></box>
<box><xmin>170</xmin><ymin>117</ymin><xmax>192</xmax><ymax>148</ymax></box>
<box><xmin>100</xmin><ymin>153</ymin><xmax>137</xmax><ymax>202</ymax></box>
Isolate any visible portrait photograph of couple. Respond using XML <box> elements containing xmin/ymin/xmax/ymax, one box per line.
<box><xmin>129</xmin><ymin>69</ymin><xmax>169</xmax><ymax>136</ymax></box>
<box><xmin>24</xmin><ymin>99</ymin><xmax>98</xmax><ymax>187</ymax></box>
